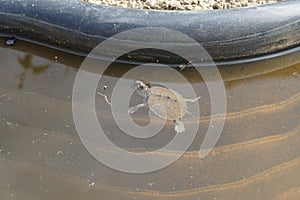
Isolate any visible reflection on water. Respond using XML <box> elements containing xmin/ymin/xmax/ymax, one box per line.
<box><xmin>17</xmin><ymin>54</ymin><xmax>50</xmax><ymax>88</ymax></box>
<box><xmin>0</xmin><ymin>38</ymin><xmax>300</xmax><ymax>199</ymax></box>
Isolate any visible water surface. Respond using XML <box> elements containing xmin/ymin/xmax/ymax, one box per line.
<box><xmin>0</xmin><ymin>38</ymin><xmax>300</xmax><ymax>199</ymax></box>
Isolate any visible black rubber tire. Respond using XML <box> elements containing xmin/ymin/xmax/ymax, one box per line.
<box><xmin>0</xmin><ymin>0</ymin><xmax>300</xmax><ymax>64</ymax></box>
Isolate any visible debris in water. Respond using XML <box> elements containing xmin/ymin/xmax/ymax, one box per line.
<box><xmin>178</xmin><ymin>64</ymin><xmax>186</xmax><ymax>71</ymax></box>
<box><xmin>147</xmin><ymin>182</ymin><xmax>154</xmax><ymax>187</ymax></box>
<box><xmin>6</xmin><ymin>122</ymin><xmax>12</xmax><ymax>126</ymax></box>
<box><xmin>5</xmin><ymin>37</ymin><xmax>16</xmax><ymax>46</ymax></box>
<box><xmin>88</xmin><ymin>182</ymin><xmax>95</xmax><ymax>186</ymax></box>
<box><xmin>0</xmin><ymin>93</ymin><xmax>7</xmax><ymax>98</ymax></box>
<box><xmin>292</xmin><ymin>71</ymin><xmax>299</xmax><ymax>77</ymax></box>
<box><xmin>56</xmin><ymin>150</ymin><xmax>64</xmax><ymax>155</ymax></box>
<box><xmin>97</xmin><ymin>92</ymin><xmax>112</xmax><ymax>106</ymax></box>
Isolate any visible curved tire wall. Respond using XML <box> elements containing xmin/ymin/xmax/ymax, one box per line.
<box><xmin>0</xmin><ymin>0</ymin><xmax>300</xmax><ymax>64</ymax></box>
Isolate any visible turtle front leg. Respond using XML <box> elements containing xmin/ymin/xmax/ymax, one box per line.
<box><xmin>185</xmin><ymin>96</ymin><xmax>201</xmax><ymax>103</ymax></box>
<box><xmin>174</xmin><ymin>119</ymin><xmax>185</xmax><ymax>133</ymax></box>
<box><xmin>128</xmin><ymin>103</ymin><xmax>146</xmax><ymax>114</ymax></box>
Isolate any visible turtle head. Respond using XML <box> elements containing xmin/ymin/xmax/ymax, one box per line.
<box><xmin>135</xmin><ymin>80</ymin><xmax>150</xmax><ymax>97</ymax></box>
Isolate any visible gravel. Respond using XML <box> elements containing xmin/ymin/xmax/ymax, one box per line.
<box><xmin>85</xmin><ymin>0</ymin><xmax>279</xmax><ymax>10</ymax></box>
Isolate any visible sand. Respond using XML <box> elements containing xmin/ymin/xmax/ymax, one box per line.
<box><xmin>86</xmin><ymin>0</ymin><xmax>279</xmax><ymax>10</ymax></box>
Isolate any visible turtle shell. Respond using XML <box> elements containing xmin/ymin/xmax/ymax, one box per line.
<box><xmin>147</xmin><ymin>86</ymin><xmax>187</xmax><ymax>121</ymax></box>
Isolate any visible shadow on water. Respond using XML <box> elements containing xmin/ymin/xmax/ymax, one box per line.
<box><xmin>0</xmin><ymin>37</ymin><xmax>300</xmax><ymax>199</ymax></box>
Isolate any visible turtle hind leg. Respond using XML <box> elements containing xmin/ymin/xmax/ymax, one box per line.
<box><xmin>174</xmin><ymin>119</ymin><xmax>185</xmax><ymax>133</ymax></box>
<box><xmin>185</xmin><ymin>96</ymin><xmax>201</xmax><ymax>103</ymax></box>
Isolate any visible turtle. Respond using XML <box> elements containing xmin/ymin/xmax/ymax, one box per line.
<box><xmin>128</xmin><ymin>80</ymin><xmax>200</xmax><ymax>133</ymax></box>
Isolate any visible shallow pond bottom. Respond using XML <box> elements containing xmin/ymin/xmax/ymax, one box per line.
<box><xmin>0</xmin><ymin>36</ymin><xmax>300</xmax><ymax>199</ymax></box>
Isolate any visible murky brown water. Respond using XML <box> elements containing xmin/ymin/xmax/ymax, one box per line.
<box><xmin>0</xmin><ymin>37</ymin><xmax>300</xmax><ymax>200</ymax></box>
